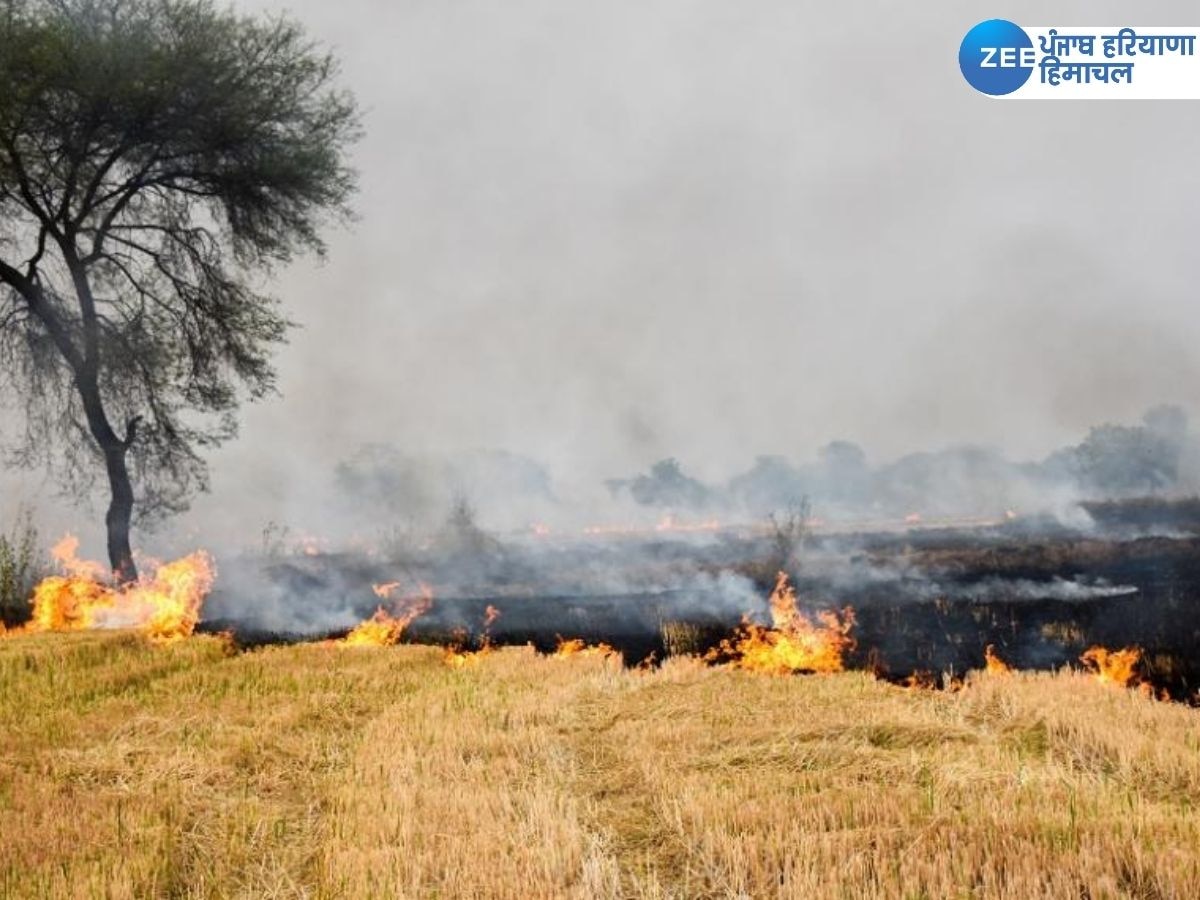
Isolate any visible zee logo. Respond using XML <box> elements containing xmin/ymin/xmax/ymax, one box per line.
<box><xmin>979</xmin><ymin>47</ymin><xmax>1037</xmax><ymax>68</ymax></box>
<box><xmin>960</xmin><ymin>19</ymin><xmax>1035</xmax><ymax>95</ymax></box>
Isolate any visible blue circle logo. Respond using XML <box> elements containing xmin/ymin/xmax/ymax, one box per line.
<box><xmin>959</xmin><ymin>19</ymin><xmax>1033</xmax><ymax>96</ymax></box>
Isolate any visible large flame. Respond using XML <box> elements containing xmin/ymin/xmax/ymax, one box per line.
<box><xmin>706</xmin><ymin>572</ymin><xmax>855</xmax><ymax>675</ymax></box>
<box><xmin>25</xmin><ymin>535</ymin><xmax>213</xmax><ymax>644</ymax></box>
<box><xmin>1080</xmin><ymin>646</ymin><xmax>1141</xmax><ymax>688</ymax></box>
<box><xmin>984</xmin><ymin>644</ymin><xmax>1012</xmax><ymax>676</ymax></box>
<box><xmin>342</xmin><ymin>584</ymin><xmax>433</xmax><ymax>647</ymax></box>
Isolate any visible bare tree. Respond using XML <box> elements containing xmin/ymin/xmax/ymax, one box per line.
<box><xmin>0</xmin><ymin>0</ymin><xmax>358</xmax><ymax>579</ymax></box>
<box><xmin>767</xmin><ymin>497</ymin><xmax>811</xmax><ymax>573</ymax></box>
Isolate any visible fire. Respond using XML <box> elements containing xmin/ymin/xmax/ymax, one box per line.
<box><xmin>1080</xmin><ymin>646</ymin><xmax>1141</xmax><ymax>688</ymax></box>
<box><xmin>443</xmin><ymin>604</ymin><xmax>503</xmax><ymax>667</ymax></box>
<box><xmin>24</xmin><ymin>535</ymin><xmax>214</xmax><ymax>644</ymax></box>
<box><xmin>442</xmin><ymin>646</ymin><xmax>480</xmax><ymax>667</ymax></box>
<box><xmin>342</xmin><ymin>584</ymin><xmax>433</xmax><ymax>647</ymax></box>
<box><xmin>705</xmin><ymin>572</ymin><xmax>855</xmax><ymax>675</ymax></box>
<box><xmin>582</xmin><ymin>517</ymin><xmax>720</xmax><ymax>537</ymax></box>
<box><xmin>901</xmin><ymin>670</ymin><xmax>938</xmax><ymax>690</ymax></box>
<box><xmin>655</xmin><ymin>515</ymin><xmax>720</xmax><ymax>533</ymax></box>
<box><xmin>984</xmin><ymin>644</ymin><xmax>1012</xmax><ymax>675</ymax></box>
<box><xmin>342</xmin><ymin>609</ymin><xmax>410</xmax><ymax>647</ymax></box>
<box><xmin>553</xmin><ymin>636</ymin><xmax>620</xmax><ymax>661</ymax></box>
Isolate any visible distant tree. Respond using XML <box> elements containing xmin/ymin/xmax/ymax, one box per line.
<box><xmin>1041</xmin><ymin>406</ymin><xmax>1190</xmax><ymax>497</ymax></box>
<box><xmin>1074</xmin><ymin>425</ymin><xmax>1180</xmax><ymax>495</ymax></box>
<box><xmin>728</xmin><ymin>455</ymin><xmax>807</xmax><ymax>513</ymax></box>
<box><xmin>818</xmin><ymin>440</ymin><xmax>867</xmax><ymax>472</ymax></box>
<box><xmin>0</xmin><ymin>0</ymin><xmax>358</xmax><ymax>579</ymax></box>
<box><xmin>625</xmin><ymin>458</ymin><xmax>710</xmax><ymax>509</ymax></box>
<box><xmin>766</xmin><ymin>497</ymin><xmax>811</xmax><ymax>573</ymax></box>
<box><xmin>441</xmin><ymin>494</ymin><xmax>497</xmax><ymax>559</ymax></box>
<box><xmin>816</xmin><ymin>440</ymin><xmax>869</xmax><ymax>505</ymax></box>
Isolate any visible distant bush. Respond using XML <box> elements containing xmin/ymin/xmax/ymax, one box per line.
<box><xmin>606</xmin><ymin>458</ymin><xmax>711</xmax><ymax>509</ymax></box>
<box><xmin>0</xmin><ymin>509</ymin><xmax>43</xmax><ymax>627</ymax></box>
<box><xmin>439</xmin><ymin>495</ymin><xmax>499</xmax><ymax>559</ymax></box>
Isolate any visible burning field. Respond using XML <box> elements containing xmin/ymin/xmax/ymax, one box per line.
<box><xmin>3</xmin><ymin>518</ymin><xmax>1200</xmax><ymax>898</ymax></box>
<box><xmin>6</xmin><ymin>0</ymin><xmax>1200</xmax><ymax>895</ymax></box>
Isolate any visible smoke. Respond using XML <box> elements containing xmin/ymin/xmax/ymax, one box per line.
<box><xmin>260</xmin><ymin>404</ymin><xmax>1194</xmax><ymax>545</ymax></box>
<box><xmin>100</xmin><ymin>0</ymin><xmax>1185</xmax><ymax>550</ymax></box>
<box><xmin>3</xmin><ymin>0</ymin><xmax>1200</xmax><ymax>572</ymax></box>
<box><xmin>949</xmin><ymin>578</ymin><xmax>1138</xmax><ymax>602</ymax></box>
<box><xmin>202</xmin><ymin>557</ymin><xmax>380</xmax><ymax>635</ymax></box>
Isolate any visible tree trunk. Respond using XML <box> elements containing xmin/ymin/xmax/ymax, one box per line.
<box><xmin>103</xmin><ymin>445</ymin><xmax>138</xmax><ymax>584</ymax></box>
<box><xmin>65</xmin><ymin>258</ymin><xmax>140</xmax><ymax>585</ymax></box>
<box><xmin>75</xmin><ymin>375</ymin><xmax>139</xmax><ymax>583</ymax></box>
<box><xmin>4</xmin><ymin>248</ymin><xmax>144</xmax><ymax>584</ymax></box>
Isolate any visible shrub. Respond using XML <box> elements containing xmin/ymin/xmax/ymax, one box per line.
<box><xmin>0</xmin><ymin>509</ymin><xmax>43</xmax><ymax>627</ymax></box>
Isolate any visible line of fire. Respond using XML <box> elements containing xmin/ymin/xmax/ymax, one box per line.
<box><xmin>4</xmin><ymin>494</ymin><xmax>1197</xmax><ymax>704</ymax></box>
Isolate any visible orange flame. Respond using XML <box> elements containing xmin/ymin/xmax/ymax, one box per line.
<box><xmin>901</xmin><ymin>670</ymin><xmax>937</xmax><ymax>691</ymax></box>
<box><xmin>706</xmin><ymin>572</ymin><xmax>854</xmax><ymax>675</ymax></box>
<box><xmin>442</xmin><ymin>605</ymin><xmax>504</xmax><ymax>667</ymax></box>
<box><xmin>984</xmin><ymin>644</ymin><xmax>1012</xmax><ymax>676</ymax></box>
<box><xmin>23</xmin><ymin>535</ymin><xmax>213</xmax><ymax>644</ymax></box>
<box><xmin>443</xmin><ymin>643</ymin><xmax>490</xmax><ymax>668</ymax></box>
<box><xmin>342</xmin><ymin>584</ymin><xmax>433</xmax><ymax>647</ymax></box>
<box><xmin>1080</xmin><ymin>646</ymin><xmax>1141</xmax><ymax>688</ymax></box>
<box><xmin>553</xmin><ymin>636</ymin><xmax>621</xmax><ymax>661</ymax></box>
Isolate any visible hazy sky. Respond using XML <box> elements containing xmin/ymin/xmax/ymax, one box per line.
<box><xmin>9</xmin><ymin>1</ymin><xmax>1200</xmax><ymax>542</ymax></box>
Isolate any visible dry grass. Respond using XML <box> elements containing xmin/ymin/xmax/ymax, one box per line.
<box><xmin>2</xmin><ymin>632</ymin><xmax>1199</xmax><ymax>898</ymax></box>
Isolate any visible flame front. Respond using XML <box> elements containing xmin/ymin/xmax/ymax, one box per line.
<box><xmin>553</xmin><ymin>636</ymin><xmax>620</xmax><ymax>661</ymax></box>
<box><xmin>442</xmin><ymin>605</ymin><xmax>503</xmax><ymax>667</ymax></box>
<box><xmin>901</xmin><ymin>670</ymin><xmax>937</xmax><ymax>690</ymax></box>
<box><xmin>343</xmin><ymin>584</ymin><xmax>433</xmax><ymax>647</ymax></box>
<box><xmin>706</xmin><ymin>572</ymin><xmax>854</xmax><ymax>675</ymax></box>
<box><xmin>25</xmin><ymin>535</ymin><xmax>213</xmax><ymax>643</ymax></box>
<box><xmin>984</xmin><ymin>644</ymin><xmax>1012</xmax><ymax>676</ymax></box>
<box><xmin>1080</xmin><ymin>646</ymin><xmax>1141</xmax><ymax>688</ymax></box>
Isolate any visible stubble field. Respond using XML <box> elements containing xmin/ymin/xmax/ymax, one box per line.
<box><xmin>2</xmin><ymin>631</ymin><xmax>1199</xmax><ymax>898</ymax></box>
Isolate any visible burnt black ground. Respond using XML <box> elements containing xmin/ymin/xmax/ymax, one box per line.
<box><xmin>199</xmin><ymin>514</ymin><xmax>1200</xmax><ymax>700</ymax></box>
